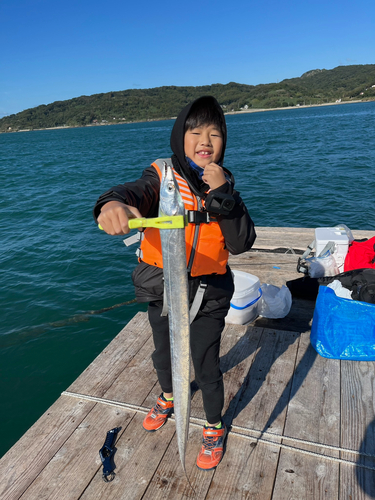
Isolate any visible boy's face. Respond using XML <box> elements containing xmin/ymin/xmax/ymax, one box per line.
<box><xmin>184</xmin><ymin>124</ymin><xmax>223</xmax><ymax>168</ymax></box>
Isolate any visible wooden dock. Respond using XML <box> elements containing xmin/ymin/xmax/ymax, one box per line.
<box><xmin>1</xmin><ymin>227</ymin><xmax>375</xmax><ymax>499</ymax></box>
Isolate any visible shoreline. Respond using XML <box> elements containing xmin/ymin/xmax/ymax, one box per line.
<box><xmin>2</xmin><ymin>99</ymin><xmax>371</xmax><ymax>134</ymax></box>
<box><xmin>224</xmin><ymin>99</ymin><xmax>364</xmax><ymax>115</ymax></box>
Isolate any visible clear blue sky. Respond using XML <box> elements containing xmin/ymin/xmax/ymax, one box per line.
<box><xmin>1</xmin><ymin>0</ymin><xmax>374</xmax><ymax>117</ymax></box>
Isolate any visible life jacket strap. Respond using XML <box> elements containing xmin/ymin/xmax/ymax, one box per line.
<box><xmin>189</xmin><ymin>278</ymin><xmax>208</xmax><ymax>323</ymax></box>
<box><xmin>160</xmin><ymin>277</ymin><xmax>208</xmax><ymax>323</ymax></box>
<box><xmin>123</xmin><ymin>231</ymin><xmax>144</xmax><ymax>259</ymax></box>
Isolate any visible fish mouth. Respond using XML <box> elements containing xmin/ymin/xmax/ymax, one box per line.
<box><xmin>163</xmin><ymin>162</ymin><xmax>169</xmax><ymax>177</ymax></box>
<box><xmin>163</xmin><ymin>162</ymin><xmax>175</xmax><ymax>182</ymax></box>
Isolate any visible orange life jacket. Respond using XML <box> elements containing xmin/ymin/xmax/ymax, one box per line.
<box><xmin>139</xmin><ymin>159</ymin><xmax>229</xmax><ymax>277</ymax></box>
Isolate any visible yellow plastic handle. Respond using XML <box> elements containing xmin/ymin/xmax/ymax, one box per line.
<box><xmin>129</xmin><ymin>215</ymin><xmax>186</xmax><ymax>230</ymax></box>
<box><xmin>98</xmin><ymin>215</ymin><xmax>186</xmax><ymax>231</ymax></box>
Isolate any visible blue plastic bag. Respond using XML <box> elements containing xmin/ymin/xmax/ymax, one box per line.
<box><xmin>311</xmin><ymin>286</ymin><xmax>375</xmax><ymax>360</ymax></box>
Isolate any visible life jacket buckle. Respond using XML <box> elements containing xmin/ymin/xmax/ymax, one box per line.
<box><xmin>188</xmin><ymin>210</ymin><xmax>210</xmax><ymax>225</ymax></box>
<box><xmin>123</xmin><ymin>232</ymin><xmax>142</xmax><ymax>247</ymax></box>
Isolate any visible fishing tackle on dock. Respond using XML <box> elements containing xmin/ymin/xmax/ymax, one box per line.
<box><xmin>99</xmin><ymin>427</ymin><xmax>121</xmax><ymax>482</ymax></box>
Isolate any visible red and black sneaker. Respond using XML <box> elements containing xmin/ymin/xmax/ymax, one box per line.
<box><xmin>142</xmin><ymin>394</ymin><xmax>174</xmax><ymax>432</ymax></box>
<box><xmin>196</xmin><ymin>422</ymin><xmax>227</xmax><ymax>470</ymax></box>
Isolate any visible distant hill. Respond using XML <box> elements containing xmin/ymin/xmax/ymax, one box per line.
<box><xmin>1</xmin><ymin>64</ymin><xmax>375</xmax><ymax>132</ymax></box>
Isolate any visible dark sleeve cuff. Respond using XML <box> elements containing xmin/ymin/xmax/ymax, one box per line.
<box><xmin>210</xmin><ymin>180</ymin><xmax>233</xmax><ymax>195</ymax></box>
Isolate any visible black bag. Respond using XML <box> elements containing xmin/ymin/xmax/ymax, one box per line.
<box><xmin>287</xmin><ymin>268</ymin><xmax>375</xmax><ymax>304</ymax></box>
<box><xmin>286</xmin><ymin>276</ymin><xmax>320</xmax><ymax>300</ymax></box>
<box><xmin>318</xmin><ymin>268</ymin><xmax>375</xmax><ymax>304</ymax></box>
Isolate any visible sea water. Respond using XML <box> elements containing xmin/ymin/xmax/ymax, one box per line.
<box><xmin>0</xmin><ymin>101</ymin><xmax>374</xmax><ymax>457</ymax></box>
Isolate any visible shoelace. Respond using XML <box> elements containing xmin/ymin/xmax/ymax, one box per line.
<box><xmin>153</xmin><ymin>400</ymin><xmax>171</xmax><ymax>415</ymax></box>
<box><xmin>202</xmin><ymin>431</ymin><xmax>220</xmax><ymax>450</ymax></box>
<box><xmin>152</xmin><ymin>402</ymin><xmax>164</xmax><ymax>415</ymax></box>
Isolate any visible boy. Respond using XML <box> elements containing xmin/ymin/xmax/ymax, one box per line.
<box><xmin>93</xmin><ymin>96</ymin><xmax>256</xmax><ymax>470</ymax></box>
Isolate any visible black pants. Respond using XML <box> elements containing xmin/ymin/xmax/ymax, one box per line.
<box><xmin>148</xmin><ymin>302</ymin><xmax>226</xmax><ymax>424</ymax></box>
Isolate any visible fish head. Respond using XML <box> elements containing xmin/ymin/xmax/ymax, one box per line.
<box><xmin>159</xmin><ymin>162</ymin><xmax>185</xmax><ymax>217</ymax></box>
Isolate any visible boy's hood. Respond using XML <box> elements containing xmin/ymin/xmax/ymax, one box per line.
<box><xmin>170</xmin><ymin>96</ymin><xmax>230</xmax><ymax>197</ymax></box>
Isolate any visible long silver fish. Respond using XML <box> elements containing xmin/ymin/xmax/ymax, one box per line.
<box><xmin>159</xmin><ymin>161</ymin><xmax>191</xmax><ymax>474</ymax></box>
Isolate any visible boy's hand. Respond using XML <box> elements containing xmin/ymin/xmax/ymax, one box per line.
<box><xmin>98</xmin><ymin>201</ymin><xmax>142</xmax><ymax>235</ymax></box>
<box><xmin>202</xmin><ymin>163</ymin><xmax>226</xmax><ymax>190</ymax></box>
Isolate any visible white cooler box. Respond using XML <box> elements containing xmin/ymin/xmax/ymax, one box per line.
<box><xmin>225</xmin><ymin>270</ymin><xmax>262</xmax><ymax>325</ymax></box>
<box><xmin>315</xmin><ymin>226</ymin><xmax>349</xmax><ymax>273</ymax></box>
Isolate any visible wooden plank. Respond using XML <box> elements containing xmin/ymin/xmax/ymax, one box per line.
<box><xmin>340</xmin><ymin>360</ymin><xmax>375</xmax><ymax>500</ymax></box>
<box><xmin>143</xmin><ymin>426</ymin><xmax>280</xmax><ymax>500</ymax></box>
<box><xmin>271</xmin><ymin>332</ymin><xmax>341</xmax><ymax>500</ymax></box>
<box><xmin>68</xmin><ymin>312</ymin><xmax>152</xmax><ymax>397</ymax></box>
<box><xmin>252</xmin><ymin>227</ymin><xmax>315</xmax><ymax>251</ymax></box>
<box><xmin>230</xmin><ymin>328</ymin><xmax>300</xmax><ymax>432</ymax></box>
<box><xmin>254</xmin><ymin>298</ymin><xmax>315</xmax><ymax>335</ymax></box>
<box><xmin>202</xmin><ymin>329</ymin><xmax>300</xmax><ymax>500</ymax></box>
<box><xmin>220</xmin><ymin>324</ymin><xmax>264</xmax><ymax>418</ymax></box>
<box><xmin>281</xmin><ymin>331</ymin><xmax>341</xmax><ymax>448</ymax></box>
<box><xmin>103</xmin><ymin>335</ymin><xmax>157</xmax><ymax>406</ymax></box>
<box><xmin>141</xmin><ymin>425</ymin><xmax>210</xmax><ymax>500</ymax></box>
<box><xmin>141</xmin><ymin>421</ymin><xmax>280</xmax><ymax>500</ymax></box>
<box><xmin>0</xmin><ymin>397</ymin><xmax>95</xmax><ymax>500</ymax></box>
<box><xmin>205</xmin><ymin>435</ymin><xmax>281</xmax><ymax>500</ymax></box>
<box><xmin>19</xmin><ymin>404</ymin><xmax>134</xmax><ymax>500</ymax></box>
<box><xmin>79</xmin><ymin>413</ymin><xmax>176</xmax><ymax>500</ymax></box>
<box><xmin>274</xmin><ymin>453</ymin><xmax>338</xmax><ymax>500</ymax></box>
<box><xmin>229</xmin><ymin>252</ymin><xmax>302</xmax><ymax>288</ymax></box>
<box><xmin>350</xmin><ymin>229</ymin><xmax>375</xmax><ymax>240</ymax></box>
<box><xmin>252</xmin><ymin>227</ymin><xmax>374</xmax><ymax>252</ymax></box>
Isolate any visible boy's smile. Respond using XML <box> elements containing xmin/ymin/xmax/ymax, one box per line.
<box><xmin>184</xmin><ymin>124</ymin><xmax>223</xmax><ymax>168</ymax></box>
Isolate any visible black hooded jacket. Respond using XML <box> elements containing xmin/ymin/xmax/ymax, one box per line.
<box><xmin>93</xmin><ymin>96</ymin><xmax>256</xmax><ymax>258</ymax></box>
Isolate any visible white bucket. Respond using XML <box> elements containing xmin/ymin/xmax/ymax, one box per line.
<box><xmin>225</xmin><ymin>270</ymin><xmax>262</xmax><ymax>325</ymax></box>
